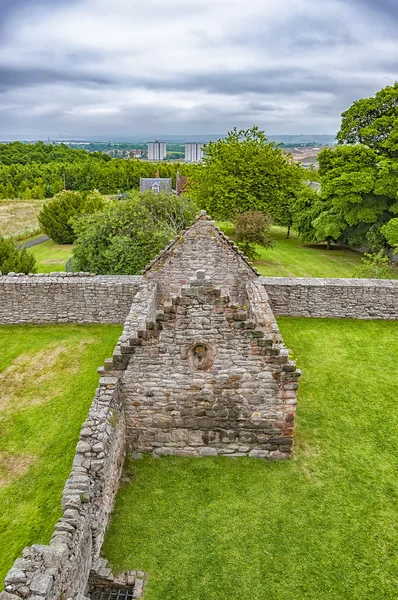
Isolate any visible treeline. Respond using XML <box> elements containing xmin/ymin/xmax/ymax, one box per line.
<box><xmin>0</xmin><ymin>153</ymin><xmax>197</xmax><ymax>199</ymax></box>
<box><xmin>0</xmin><ymin>141</ymin><xmax>111</xmax><ymax>166</ymax></box>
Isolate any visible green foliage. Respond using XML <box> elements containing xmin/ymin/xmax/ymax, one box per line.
<box><xmin>305</xmin><ymin>145</ymin><xmax>398</xmax><ymax>249</ymax></box>
<box><xmin>0</xmin><ymin>324</ymin><xmax>121</xmax><ymax>584</ymax></box>
<box><xmin>0</xmin><ymin>155</ymin><xmax>196</xmax><ymax>200</ymax></box>
<box><xmin>102</xmin><ymin>319</ymin><xmax>398</xmax><ymax>600</ymax></box>
<box><xmin>234</xmin><ymin>211</ymin><xmax>274</xmax><ymax>259</ymax></box>
<box><xmin>354</xmin><ymin>250</ymin><xmax>393</xmax><ymax>279</ymax></box>
<box><xmin>0</xmin><ymin>141</ymin><xmax>111</xmax><ymax>166</ymax></box>
<box><xmin>191</xmin><ymin>126</ymin><xmax>303</xmax><ymax>220</ymax></box>
<box><xmin>337</xmin><ymin>82</ymin><xmax>398</xmax><ymax>157</ymax></box>
<box><xmin>0</xmin><ymin>236</ymin><xmax>36</xmax><ymax>274</ymax></box>
<box><xmin>72</xmin><ymin>192</ymin><xmax>198</xmax><ymax>275</ymax></box>
<box><xmin>382</xmin><ymin>217</ymin><xmax>398</xmax><ymax>251</ymax></box>
<box><xmin>38</xmin><ymin>190</ymin><xmax>105</xmax><ymax>244</ymax></box>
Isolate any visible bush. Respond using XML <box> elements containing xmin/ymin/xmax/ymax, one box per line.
<box><xmin>38</xmin><ymin>190</ymin><xmax>105</xmax><ymax>244</ymax></box>
<box><xmin>354</xmin><ymin>251</ymin><xmax>393</xmax><ymax>279</ymax></box>
<box><xmin>234</xmin><ymin>211</ymin><xmax>274</xmax><ymax>259</ymax></box>
<box><xmin>72</xmin><ymin>192</ymin><xmax>198</xmax><ymax>275</ymax></box>
<box><xmin>0</xmin><ymin>236</ymin><xmax>36</xmax><ymax>274</ymax></box>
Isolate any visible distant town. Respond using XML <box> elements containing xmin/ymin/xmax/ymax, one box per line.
<box><xmin>0</xmin><ymin>134</ymin><xmax>336</xmax><ymax>167</ymax></box>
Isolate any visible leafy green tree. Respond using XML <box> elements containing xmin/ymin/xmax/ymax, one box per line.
<box><xmin>382</xmin><ymin>218</ymin><xmax>398</xmax><ymax>252</ymax></box>
<box><xmin>0</xmin><ymin>236</ymin><xmax>36</xmax><ymax>274</ymax></box>
<box><xmin>38</xmin><ymin>190</ymin><xmax>105</xmax><ymax>244</ymax></box>
<box><xmin>354</xmin><ymin>251</ymin><xmax>393</xmax><ymax>279</ymax></box>
<box><xmin>337</xmin><ymin>82</ymin><xmax>398</xmax><ymax>158</ymax></box>
<box><xmin>291</xmin><ymin>186</ymin><xmax>323</xmax><ymax>243</ymax></box>
<box><xmin>234</xmin><ymin>211</ymin><xmax>274</xmax><ymax>259</ymax></box>
<box><xmin>72</xmin><ymin>192</ymin><xmax>198</xmax><ymax>275</ymax></box>
<box><xmin>314</xmin><ymin>145</ymin><xmax>398</xmax><ymax>249</ymax></box>
<box><xmin>191</xmin><ymin>126</ymin><xmax>303</xmax><ymax>220</ymax></box>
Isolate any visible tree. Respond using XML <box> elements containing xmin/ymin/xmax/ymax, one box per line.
<box><xmin>191</xmin><ymin>126</ymin><xmax>303</xmax><ymax>220</ymax></box>
<box><xmin>314</xmin><ymin>145</ymin><xmax>398</xmax><ymax>249</ymax></box>
<box><xmin>234</xmin><ymin>211</ymin><xmax>274</xmax><ymax>259</ymax></box>
<box><xmin>72</xmin><ymin>192</ymin><xmax>198</xmax><ymax>275</ymax></box>
<box><xmin>382</xmin><ymin>218</ymin><xmax>398</xmax><ymax>252</ymax></box>
<box><xmin>38</xmin><ymin>190</ymin><xmax>105</xmax><ymax>244</ymax></box>
<box><xmin>0</xmin><ymin>236</ymin><xmax>36</xmax><ymax>274</ymax></box>
<box><xmin>337</xmin><ymin>82</ymin><xmax>398</xmax><ymax>158</ymax></box>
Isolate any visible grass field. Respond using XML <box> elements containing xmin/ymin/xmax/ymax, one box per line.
<box><xmin>0</xmin><ymin>199</ymin><xmax>44</xmax><ymax>238</ymax></box>
<box><xmin>0</xmin><ymin>324</ymin><xmax>122</xmax><ymax>584</ymax></box>
<box><xmin>102</xmin><ymin>318</ymin><xmax>398</xmax><ymax>600</ymax></box>
<box><xmin>28</xmin><ymin>240</ymin><xmax>73</xmax><ymax>273</ymax></box>
<box><xmin>218</xmin><ymin>223</ymin><xmax>363</xmax><ymax>278</ymax></box>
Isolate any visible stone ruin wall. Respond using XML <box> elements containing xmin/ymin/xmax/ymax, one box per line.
<box><xmin>123</xmin><ymin>276</ymin><xmax>299</xmax><ymax>459</ymax></box>
<box><xmin>262</xmin><ymin>277</ymin><xmax>398</xmax><ymax>320</ymax></box>
<box><xmin>1</xmin><ymin>215</ymin><xmax>398</xmax><ymax>600</ymax></box>
<box><xmin>0</xmin><ymin>274</ymin><xmax>141</xmax><ymax>325</ymax></box>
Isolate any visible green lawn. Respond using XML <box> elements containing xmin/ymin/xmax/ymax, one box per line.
<box><xmin>219</xmin><ymin>223</ymin><xmax>363</xmax><ymax>277</ymax></box>
<box><xmin>28</xmin><ymin>240</ymin><xmax>73</xmax><ymax>272</ymax></box>
<box><xmin>102</xmin><ymin>318</ymin><xmax>398</xmax><ymax>600</ymax></box>
<box><xmin>0</xmin><ymin>324</ymin><xmax>122</xmax><ymax>584</ymax></box>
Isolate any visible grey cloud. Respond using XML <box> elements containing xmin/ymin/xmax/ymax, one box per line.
<box><xmin>0</xmin><ymin>0</ymin><xmax>396</xmax><ymax>137</ymax></box>
<box><xmin>0</xmin><ymin>66</ymin><xmax>112</xmax><ymax>93</ymax></box>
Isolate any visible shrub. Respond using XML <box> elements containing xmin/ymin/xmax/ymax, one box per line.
<box><xmin>72</xmin><ymin>192</ymin><xmax>198</xmax><ymax>275</ymax></box>
<box><xmin>354</xmin><ymin>251</ymin><xmax>393</xmax><ymax>279</ymax></box>
<box><xmin>234</xmin><ymin>211</ymin><xmax>274</xmax><ymax>259</ymax></box>
<box><xmin>38</xmin><ymin>190</ymin><xmax>105</xmax><ymax>244</ymax></box>
<box><xmin>0</xmin><ymin>236</ymin><xmax>36</xmax><ymax>274</ymax></box>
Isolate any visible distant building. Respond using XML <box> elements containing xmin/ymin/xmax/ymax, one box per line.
<box><xmin>140</xmin><ymin>177</ymin><xmax>172</xmax><ymax>194</ymax></box>
<box><xmin>185</xmin><ymin>142</ymin><xmax>203</xmax><ymax>163</ymax></box>
<box><xmin>147</xmin><ymin>141</ymin><xmax>166</xmax><ymax>161</ymax></box>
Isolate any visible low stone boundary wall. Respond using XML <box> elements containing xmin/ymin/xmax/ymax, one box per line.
<box><xmin>0</xmin><ymin>273</ymin><xmax>142</xmax><ymax>324</ymax></box>
<box><xmin>261</xmin><ymin>277</ymin><xmax>398</xmax><ymax>320</ymax></box>
<box><xmin>2</xmin><ymin>373</ymin><xmax>126</xmax><ymax>600</ymax></box>
<box><xmin>1</xmin><ymin>279</ymin><xmax>160</xmax><ymax>600</ymax></box>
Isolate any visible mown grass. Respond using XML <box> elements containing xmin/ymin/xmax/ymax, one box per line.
<box><xmin>0</xmin><ymin>324</ymin><xmax>122</xmax><ymax>584</ymax></box>
<box><xmin>102</xmin><ymin>318</ymin><xmax>398</xmax><ymax>600</ymax></box>
<box><xmin>218</xmin><ymin>222</ymin><xmax>363</xmax><ymax>278</ymax></box>
<box><xmin>29</xmin><ymin>240</ymin><xmax>73</xmax><ymax>273</ymax></box>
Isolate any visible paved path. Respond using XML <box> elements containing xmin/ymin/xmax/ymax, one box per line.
<box><xmin>19</xmin><ymin>235</ymin><xmax>49</xmax><ymax>249</ymax></box>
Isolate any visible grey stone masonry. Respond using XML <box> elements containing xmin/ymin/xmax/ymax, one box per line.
<box><xmin>0</xmin><ymin>274</ymin><xmax>141</xmax><ymax>324</ymax></box>
<box><xmin>123</xmin><ymin>274</ymin><xmax>300</xmax><ymax>458</ymax></box>
<box><xmin>144</xmin><ymin>212</ymin><xmax>259</xmax><ymax>304</ymax></box>
<box><xmin>261</xmin><ymin>277</ymin><xmax>398</xmax><ymax>320</ymax></box>
<box><xmin>123</xmin><ymin>215</ymin><xmax>301</xmax><ymax>458</ymax></box>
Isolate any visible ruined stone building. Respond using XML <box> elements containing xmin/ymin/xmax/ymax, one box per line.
<box><xmin>0</xmin><ymin>212</ymin><xmax>397</xmax><ymax>600</ymax></box>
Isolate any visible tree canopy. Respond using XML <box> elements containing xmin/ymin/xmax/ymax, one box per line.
<box><xmin>337</xmin><ymin>82</ymin><xmax>398</xmax><ymax>158</ymax></box>
<box><xmin>72</xmin><ymin>192</ymin><xmax>198</xmax><ymax>275</ymax></box>
<box><xmin>38</xmin><ymin>190</ymin><xmax>105</xmax><ymax>244</ymax></box>
<box><xmin>191</xmin><ymin>127</ymin><xmax>303</xmax><ymax>220</ymax></box>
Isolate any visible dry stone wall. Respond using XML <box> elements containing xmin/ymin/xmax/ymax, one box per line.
<box><xmin>0</xmin><ymin>274</ymin><xmax>141</xmax><ymax>324</ymax></box>
<box><xmin>145</xmin><ymin>214</ymin><xmax>258</xmax><ymax>304</ymax></box>
<box><xmin>261</xmin><ymin>277</ymin><xmax>398</xmax><ymax>320</ymax></box>
<box><xmin>123</xmin><ymin>274</ymin><xmax>300</xmax><ymax>459</ymax></box>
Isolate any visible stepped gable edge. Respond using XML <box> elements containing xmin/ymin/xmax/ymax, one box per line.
<box><xmin>142</xmin><ymin>210</ymin><xmax>260</xmax><ymax>278</ymax></box>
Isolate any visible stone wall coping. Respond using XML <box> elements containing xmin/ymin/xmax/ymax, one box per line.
<box><xmin>259</xmin><ymin>277</ymin><xmax>398</xmax><ymax>288</ymax></box>
<box><xmin>0</xmin><ymin>274</ymin><xmax>143</xmax><ymax>283</ymax></box>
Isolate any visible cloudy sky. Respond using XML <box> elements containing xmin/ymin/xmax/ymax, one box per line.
<box><xmin>0</xmin><ymin>0</ymin><xmax>397</xmax><ymax>139</ymax></box>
